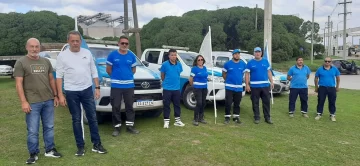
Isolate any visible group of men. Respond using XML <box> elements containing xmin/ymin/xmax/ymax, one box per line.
<box><xmin>14</xmin><ymin>31</ymin><xmax>340</xmax><ymax>164</ymax></box>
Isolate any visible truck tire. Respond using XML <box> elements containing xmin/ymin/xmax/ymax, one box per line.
<box><xmin>142</xmin><ymin>109</ymin><xmax>163</xmax><ymax>118</ymax></box>
<box><xmin>356</xmin><ymin>69</ymin><xmax>360</xmax><ymax>75</ymax></box>
<box><xmin>182</xmin><ymin>86</ymin><xmax>197</xmax><ymax>110</ymax></box>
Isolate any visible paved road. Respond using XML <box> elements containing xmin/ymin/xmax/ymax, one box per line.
<box><xmin>308</xmin><ymin>72</ymin><xmax>360</xmax><ymax>90</ymax></box>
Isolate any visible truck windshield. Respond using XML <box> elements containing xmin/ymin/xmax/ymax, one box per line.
<box><xmin>178</xmin><ymin>52</ymin><xmax>197</xmax><ymax>67</ymax></box>
<box><xmin>89</xmin><ymin>47</ymin><xmax>143</xmax><ymax>66</ymax></box>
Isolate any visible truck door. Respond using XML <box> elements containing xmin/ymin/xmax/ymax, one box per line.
<box><xmin>143</xmin><ymin>50</ymin><xmax>162</xmax><ymax>73</ymax></box>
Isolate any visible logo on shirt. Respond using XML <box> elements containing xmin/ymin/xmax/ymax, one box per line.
<box><xmin>114</xmin><ymin>59</ymin><xmax>120</xmax><ymax>62</ymax></box>
<box><xmin>82</xmin><ymin>56</ymin><xmax>87</xmax><ymax>59</ymax></box>
<box><xmin>127</xmin><ymin>60</ymin><xmax>132</xmax><ymax>63</ymax></box>
<box><xmin>229</xmin><ymin>68</ymin><xmax>233</xmax><ymax>70</ymax></box>
<box><xmin>30</xmin><ymin>64</ymin><xmax>46</xmax><ymax>74</ymax></box>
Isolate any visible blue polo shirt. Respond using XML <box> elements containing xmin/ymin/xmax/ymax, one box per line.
<box><xmin>245</xmin><ymin>58</ymin><xmax>270</xmax><ymax>88</ymax></box>
<box><xmin>160</xmin><ymin>60</ymin><xmax>183</xmax><ymax>90</ymax></box>
<box><xmin>106</xmin><ymin>50</ymin><xmax>137</xmax><ymax>88</ymax></box>
<box><xmin>287</xmin><ymin>65</ymin><xmax>311</xmax><ymax>88</ymax></box>
<box><xmin>190</xmin><ymin>66</ymin><xmax>208</xmax><ymax>89</ymax></box>
<box><xmin>315</xmin><ymin>66</ymin><xmax>340</xmax><ymax>87</ymax></box>
<box><xmin>222</xmin><ymin>60</ymin><xmax>246</xmax><ymax>92</ymax></box>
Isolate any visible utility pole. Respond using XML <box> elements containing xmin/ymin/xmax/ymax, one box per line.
<box><xmin>124</xmin><ymin>0</ymin><xmax>129</xmax><ymax>37</ymax></box>
<box><xmin>327</xmin><ymin>16</ymin><xmax>330</xmax><ymax>57</ymax></box>
<box><xmin>323</xmin><ymin>28</ymin><xmax>326</xmax><ymax>48</ymax></box>
<box><xmin>330</xmin><ymin>21</ymin><xmax>333</xmax><ymax>56</ymax></box>
<box><xmin>311</xmin><ymin>1</ymin><xmax>314</xmax><ymax>64</ymax></box>
<box><xmin>255</xmin><ymin>4</ymin><xmax>258</xmax><ymax>31</ymax></box>
<box><xmin>339</xmin><ymin>0</ymin><xmax>352</xmax><ymax>59</ymax></box>
<box><xmin>264</xmin><ymin>0</ymin><xmax>272</xmax><ymax>64</ymax></box>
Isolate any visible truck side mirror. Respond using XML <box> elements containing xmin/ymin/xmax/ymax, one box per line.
<box><xmin>142</xmin><ymin>61</ymin><xmax>149</xmax><ymax>67</ymax></box>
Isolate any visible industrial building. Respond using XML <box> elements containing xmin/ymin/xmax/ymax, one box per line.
<box><xmin>77</xmin><ymin>13</ymin><xmax>133</xmax><ymax>39</ymax></box>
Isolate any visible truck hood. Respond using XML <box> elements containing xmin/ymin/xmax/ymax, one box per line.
<box><xmin>272</xmin><ymin>70</ymin><xmax>287</xmax><ymax>81</ymax></box>
<box><xmin>206</xmin><ymin>66</ymin><xmax>223</xmax><ymax>77</ymax></box>
<box><xmin>96</xmin><ymin>58</ymin><xmax>160</xmax><ymax>81</ymax></box>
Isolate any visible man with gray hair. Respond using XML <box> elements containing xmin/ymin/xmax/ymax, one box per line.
<box><xmin>56</xmin><ymin>30</ymin><xmax>107</xmax><ymax>156</ymax></box>
<box><xmin>14</xmin><ymin>38</ymin><xmax>62</xmax><ymax>164</ymax></box>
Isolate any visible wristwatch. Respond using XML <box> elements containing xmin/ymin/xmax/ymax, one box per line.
<box><xmin>95</xmin><ymin>86</ymin><xmax>100</xmax><ymax>89</ymax></box>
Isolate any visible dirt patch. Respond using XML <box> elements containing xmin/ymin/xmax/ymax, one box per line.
<box><xmin>192</xmin><ymin>140</ymin><xmax>201</xmax><ymax>145</ymax></box>
<box><xmin>308</xmin><ymin>87</ymin><xmax>317</xmax><ymax>96</ymax></box>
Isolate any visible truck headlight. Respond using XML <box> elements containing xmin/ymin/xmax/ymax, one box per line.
<box><xmin>273</xmin><ymin>76</ymin><xmax>281</xmax><ymax>84</ymax></box>
<box><xmin>207</xmin><ymin>75</ymin><xmax>224</xmax><ymax>83</ymax></box>
<box><xmin>101</xmin><ymin>77</ymin><xmax>111</xmax><ymax>87</ymax></box>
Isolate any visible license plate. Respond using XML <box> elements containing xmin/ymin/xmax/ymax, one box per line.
<box><xmin>136</xmin><ymin>100</ymin><xmax>154</xmax><ymax>106</ymax></box>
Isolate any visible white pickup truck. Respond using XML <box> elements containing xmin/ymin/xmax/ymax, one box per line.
<box><xmin>140</xmin><ymin>46</ymin><xmax>246</xmax><ymax>110</ymax></box>
<box><xmin>55</xmin><ymin>43</ymin><xmax>164</xmax><ymax>123</ymax></box>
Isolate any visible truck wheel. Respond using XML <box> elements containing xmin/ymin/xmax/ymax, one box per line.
<box><xmin>182</xmin><ymin>86</ymin><xmax>196</xmax><ymax>110</ymax></box>
<box><xmin>142</xmin><ymin>109</ymin><xmax>163</xmax><ymax>118</ymax></box>
<box><xmin>356</xmin><ymin>69</ymin><xmax>360</xmax><ymax>75</ymax></box>
<box><xmin>82</xmin><ymin>105</ymin><xmax>104</xmax><ymax>125</ymax></box>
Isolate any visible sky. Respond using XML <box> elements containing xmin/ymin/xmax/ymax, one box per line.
<box><xmin>0</xmin><ymin>0</ymin><xmax>359</xmax><ymax>44</ymax></box>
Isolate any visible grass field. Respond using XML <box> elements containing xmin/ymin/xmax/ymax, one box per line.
<box><xmin>272</xmin><ymin>56</ymin><xmax>360</xmax><ymax>72</ymax></box>
<box><xmin>1</xmin><ymin>76</ymin><xmax>360</xmax><ymax>166</ymax></box>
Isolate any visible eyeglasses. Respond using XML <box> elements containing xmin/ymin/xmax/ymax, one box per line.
<box><xmin>324</xmin><ymin>60</ymin><xmax>332</xmax><ymax>63</ymax></box>
<box><xmin>197</xmin><ymin>59</ymin><xmax>204</xmax><ymax>61</ymax></box>
<box><xmin>120</xmin><ymin>42</ymin><xmax>129</xmax><ymax>45</ymax></box>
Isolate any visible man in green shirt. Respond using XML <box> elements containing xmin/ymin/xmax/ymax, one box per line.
<box><xmin>14</xmin><ymin>38</ymin><xmax>62</xmax><ymax>164</ymax></box>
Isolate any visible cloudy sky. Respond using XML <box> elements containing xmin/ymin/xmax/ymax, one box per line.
<box><xmin>0</xmin><ymin>0</ymin><xmax>359</xmax><ymax>44</ymax></box>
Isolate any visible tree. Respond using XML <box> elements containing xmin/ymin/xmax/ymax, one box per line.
<box><xmin>300</xmin><ymin>21</ymin><xmax>322</xmax><ymax>43</ymax></box>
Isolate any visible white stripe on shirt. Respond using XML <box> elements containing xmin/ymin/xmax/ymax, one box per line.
<box><xmin>225</xmin><ymin>83</ymin><xmax>243</xmax><ymax>88</ymax></box>
<box><xmin>106</xmin><ymin>61</ymin><xmax>113</xmax><ymax>65</ymax></box>
<box><xmin>194</xmin><ymin>82</ymin><xmax>207</xmax><ymax>85</ymax></box>
<box><xmin>111</xmin><ymin>79</ymin><xmax>134</xmax><ymax>84</ymax></box>
<box><xmin>250</xmin><ymin>81</ymin><xmax>269</xmax><ymax>84</ymax></box>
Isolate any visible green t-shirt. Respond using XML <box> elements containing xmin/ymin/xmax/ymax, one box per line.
<box><xmin>14</xmin><ymin>56</ymin><xmax>54</xmax><ymax>104</ymax></box>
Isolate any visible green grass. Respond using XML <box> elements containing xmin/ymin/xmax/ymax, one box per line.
<box><xmin>272</xmin><ymin>56</ymin><xmax>360</xmax><ymax>72</ymax></box>
<box><xmin>1</xmin><ymin>77</ymin><xmax>360</xmax><ymax>166</ymax></box>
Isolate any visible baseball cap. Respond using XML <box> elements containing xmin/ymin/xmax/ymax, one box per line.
<box><xmin>254</xmin><ymin>47</ymin><xmax>262</xmax><ymax>52</ymax></box>
<box><xmin>232</xmin><ymin>49</ymin><xmax>241</xmax><ymax>55</ymax></box>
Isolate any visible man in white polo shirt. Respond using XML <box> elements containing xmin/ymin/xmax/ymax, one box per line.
<box><xmin>56</xmin><ymin>30</ymin><xmax>107</xmax><ymax>156</ymax></box>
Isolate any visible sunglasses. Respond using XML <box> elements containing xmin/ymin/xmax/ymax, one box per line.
<box><xmin>197</xmin><ymin>59</ymin><xmax>204</xmax><ymax>61</ymax></box>
<box><xmin>324</xmin><ymin>60</ymin><xmax>332</xmax><ymax>63</ymax></box>
<box><xmin>120</xmin><ymin>42</ymin><xmax>129</xmax><ymax>45</ymax></box>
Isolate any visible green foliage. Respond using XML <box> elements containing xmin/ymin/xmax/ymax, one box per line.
<box><xmin>0</xmin><ymin>11</ymin><xmax>81</xmax><ymax>56</ymax></box>
<box><xmin>315</xmin><ymin>54</ymin><xmax>324</xmax><ymax>60</ymax></box>
<box><xmin>137</xmin><ymin>6</ymin><xmax>322</xmax><ymax>63</ymax></box>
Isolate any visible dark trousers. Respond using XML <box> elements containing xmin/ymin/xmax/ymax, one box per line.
<box><xmin>65</xmin><ymin>86</ymin><xmax>101</xmax><ymax>148</ymax></box>
<box><xmin>163</xmin><ymin>90</ymin><xmax>181</xmax><ymax>120</ymax></box>
<box><xmin>288</xmin><ymin>88</ymin><xmax>308</xmax><ymax>113</ymax></box>
<box><xmin>110</xmin><ymin>88</ymin><xmax>135</xmax><ymax>127</ymax></box>
<box><xmin>225</xmin><ymin>89</ymin><xmax>242</xmax><ymax>118</ymax></box>
<box><xmin>250</xmin><ymin>87</ymin><xmax>271</xmax><ymax>120</ymax></box>
<box><xmin>317</xmin><ymin>86</ymin><xmax>337</xmax><ymax>115</ymax></box>
<box><xmin>194</xmin><ymin>88</ymin><xmax>207</xmax><ymax>121</ymax></box>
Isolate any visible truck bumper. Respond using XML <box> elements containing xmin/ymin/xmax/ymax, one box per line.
<box><xmin>96</xmin><ymin>87</ymin><xmax>163</xmax><ymax>113</ymax></box>
<box><xmin>271</xmin><ymin>82</ymin><xmax>290</xmax><ymax>94</ymax></box>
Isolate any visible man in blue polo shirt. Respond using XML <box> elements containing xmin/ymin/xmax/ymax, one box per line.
<box><xmin>287</xmin><ymin>57</ymin><xmax>311</xmax><ymax>118</ymax></box>
<box><xmin>222</xmin><ymin>49</ymin><xmax>247</xmax><ymax>124</ymax></box>
<box><xmin>106</xmin><ymin>36</ymin><xmax>139</xmax><ymax>136</ymax></box>
<box><xmin>160</xmin><ymin>49</ymin><xmax>185</xmax><ymax>128</ymax></box>
<box><xmin>314</xmin><ymin>57</ymin><xmax>340</xmax><ymax>122</ymax></box>
<box><xmin>245</xmin><ymin>47</ymin><xmax>274</xmax><ymax>124</ymax></box>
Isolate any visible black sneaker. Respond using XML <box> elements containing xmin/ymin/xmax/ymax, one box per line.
<box><xmin>26</xmin><ymin>153</ymin><xmax>38</xmax><ymax>164</ymax></box>
<box><xmin>92</xmin><ymin>144</ymin><xmax>107</xmax><ymax>154</ymax></box>
<box><xmin>224</xmin><ymin>118</ymin><xmax>230</xmax><ymax>124</ymax></box>
<box><xmin>45</xmin><ymin>148</ymin><xmax>62</xmax><ymax>158</ymax></box>
<box><xmin>233</xmin><ymin>117</ymin><xmax>242</xmax><ymax>124</ymax></box>
<box><xmin>112</xmin><ymin>127</ymin><xmax>120</xmax><ymax>137</ymax></box>
<box><xmin>126</xmin><ymin>126</ymin><xmax>140</xmax><ymax>134</ymax></box>
<box><xmin>75</xmin><ymin>147</ymin><xmax>85</xmax><ymax>156</ymax></box>
<box><xmin>192</xmin><ymin>120</ymin><xmax>199</xmax><ymax>126</ymax></box>
<box><xmin>265</xmin><ymin>119</ymin><xmax>273</xmax><ymax>124</ymax></box>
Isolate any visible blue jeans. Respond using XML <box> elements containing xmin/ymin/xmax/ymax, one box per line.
<box><xmin>65</xmin><ymin>86</ymin><xmax>101</xmax><ymax>148</ymax></box>
<box><xmin>26</xmin><ymin>99</ymin><xmax>55</xmax><ymax>154</ymax></box>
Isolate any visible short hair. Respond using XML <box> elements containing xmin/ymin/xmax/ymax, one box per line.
<box><xmin>119</xmin><ymin>35</ymin><xmax>129</xmax><ymax>41</ymax></box>
<box><xmin>169</xmin><ymin>49</ymin><xmax>177</xmax><ymax>53</ymax></box>
<box><xmin>193</xmin><ymin>55</ymin><xmax>206</xmax><ymax>66</ymax></box>
<box><xmin>296</xmin><ymin>57</ymin><xmax>303</xmax><ymax>61</ymax></box>
<box><xmin>67</xmin><ymin>30</ymin><xmax>81</xmax><ymax>40</ymax></box>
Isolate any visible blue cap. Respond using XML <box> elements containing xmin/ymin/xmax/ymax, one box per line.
<box><xmin>254</xmin><ymin>47</ymin><xmax>262</xmax><ymax>52</ymax></box>
<box><xmin>232</xmin><ymin>49</ymin><xmax>241</xmax><ymax>55</ymax></box>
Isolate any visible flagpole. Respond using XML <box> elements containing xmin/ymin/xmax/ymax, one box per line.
<box><xmin>208</xmin><ymin>26</ymin><xmax>217</xmax><ymax>124</ymax></box>
<box><xmin>266</xmin><ymin>39</ymin><xmax>274</xmax><ymax>106</ymax></box>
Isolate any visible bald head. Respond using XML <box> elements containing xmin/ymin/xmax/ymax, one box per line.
<box><xmin>26</xmin><ymin>38</ymin><xmax>40</xmax><ymax>58</ymax></box>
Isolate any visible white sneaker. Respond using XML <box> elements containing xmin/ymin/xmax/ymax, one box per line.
<box><xmin>330</xmin><ymin>115</ymin><xmax>336</xmax><ymax>122</ymax></box>
<box><xmin>174</xmin><ymin>121</ymin><xmax>185</xmax><ymax>127</ymax></box>
<box><xmin>315</xmin><ymin>115</ymin><xmax>322</xmax><ymax>120</ymax></box>
<box><xmin>163</xmin><ymin>121</ymin><xmax>169</xmax><ymax>129</ymax></box>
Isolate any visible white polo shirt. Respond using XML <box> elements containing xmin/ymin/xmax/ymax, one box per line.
<box><xmin>56</xmin><ymin>48</ymin><xmax>98</xmax><ymax>91</ymax></box>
